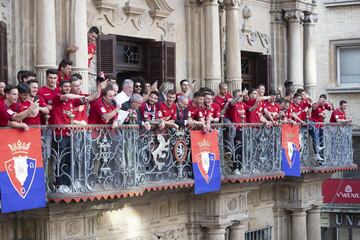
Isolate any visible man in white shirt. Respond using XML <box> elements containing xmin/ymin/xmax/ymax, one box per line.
<box><xmin>115</xmin><ymin>79</ymin><xmax>134</xmax><ymax>106</ymax></box>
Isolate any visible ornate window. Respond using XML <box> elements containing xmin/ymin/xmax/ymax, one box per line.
<box><xmin>117</xmin><ymin>42</ymin><xmax>142</xmax><ymax>67</ymax></box>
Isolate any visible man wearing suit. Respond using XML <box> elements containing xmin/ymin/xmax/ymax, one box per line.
<box><xmin>121</xmin><ymin>93</ymin><xmax>151</xmax><ymax>130</ymax></box>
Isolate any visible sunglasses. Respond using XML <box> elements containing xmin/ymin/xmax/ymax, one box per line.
<box><xmin>135</xmin><ymin>85</ymin><xmax>142</xmax><ymax>88</ymax></box>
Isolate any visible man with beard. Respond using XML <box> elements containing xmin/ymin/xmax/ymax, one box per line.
<box><xmin>330</xmin><ymin>100</ymin><xmax>352</xmax><ymax>123</ymax></box>
<box><xmin>139</xmin><ymin>91</ymin><xmax>165</xmax><ymax>129</ymax></box>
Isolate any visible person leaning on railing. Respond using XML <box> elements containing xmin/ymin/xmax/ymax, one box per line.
<box><xmin>308</xmin><ymin>94</ymin><xmax>334</xmax><ymax>162</ymax></box>
<box><xmin>121</xmin><ymin>93</ymin><xmax>151</xmax><ymax>131</ymax></box>
<box><xmin>330</xmin><ymin>100</ymin><xmax>352</xmax><ymax>124</ymax></box>
<box><xmin>0</xmin><ymin>84</ymin><xmax>36</xmax><ymax>131</ymax></box>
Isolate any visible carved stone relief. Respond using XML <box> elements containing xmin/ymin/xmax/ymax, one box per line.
<box><xmin>90</xmin><ymin>0</ymin><xmax>175</xmax><ymax>41</ymax></box>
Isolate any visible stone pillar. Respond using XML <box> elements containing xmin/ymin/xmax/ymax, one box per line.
<box><xmin>303</xmin><ymin>12</ymin><xmax>318</xmax><ymax>99</ymax></box>
<box><xmin>229</xmin><ymin>222</ymin><xmax>247</xmax><ymax>240</ymax></box>
<box><xmin>225</xmin><ymin>0</ymin><xmax>242</xmax><ymax>92</ymax></box>
<box><xmin>69</xmin><ymin>0</ymin><xmax>89</xmax><ymax>93</ymax></box>
<box><xmin>284</xmin><ymin>10</ymin><xmax>305</xmax><ymax>90</ymax></box>
<box><xmin>307</xmin><ymin>208</ymin><xmax>321</xmax><ymax>240</ymax></box>
<box><xmin>204</xmin><ymin>224</ymin><xmax>228</xmax><ymax>240</ymax></box>
<box><xmin>35</xmin><ymin>0</ymin><xmax>57</xmax><ymax>86</ymax></box>
<box><xmin>270</xmin><ymin>10</ymin><xmax>286</xmax><ymax>93</ymax></box>
<box><xmin>203</xmin><ymin>0</ymin><xmax>222</xmax><ymax>90</ymax></box>
<box><xmin>291</xmin><ymin>209</ymin><xmax>307</xmax><ymax>240</ymax></box>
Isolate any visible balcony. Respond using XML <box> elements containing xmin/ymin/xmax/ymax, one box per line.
<box><xmin>41</xmin><ymin>123</ymin><xmax>356</xmax><ymax>202</ymax></box>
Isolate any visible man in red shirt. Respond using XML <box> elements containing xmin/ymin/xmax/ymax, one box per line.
<box><xmin>57</xmin><ymin>59</ymin><xmax>72</xmax><ymax>86</ymax></box>
<box><xmin>330</xmin><ymin>100</ymin><xmax>352</xmax><ymax>123</ymax></box>
<box><xmin>214</xmin><ymin>83</ymin><xmax>233</xmax><ymax>119</ymax></box>
<box><xmin>188</xmin><ymin>91</ymin><xmax>206</xmax><ymax>125</ymax></box>
<box><xmin>38</xmin><ymin>68</ymin><xmax>59</xmax><ymax>124</ymax></box>
<box><xmin>309</xmin><ymin>94</ymin><xmax>334</xmax><ymax>162</ymax></box>
<box><xmin>176</xmin><ymin>79</ymin><xmax>194</xmax><ymax>99</ymax></box>
<box><xmin>88</xmin><ymin>26</ymin><xmax>99</xmax><ymax>67</ymax></box>
<box><xmin>89</xmin><ymin>85</ymin><xmax>119</xmax><ymax>125</ymax></box>
<box><xmin>158</xmin><ymin>90</ymin><xmax>179</xmax><ymax>129</ymax></box>
<box><xmin>12</xmin><ymin>83</ymin><xmax>49</xmax><ymax>126</ymax></box>
<box><xmin>245</xmin><ymin>89</ymin><xmax>272</xmax><ymax>126</ymax></box>
<box><xmin>291</xmin><ymin>93</ymin><xmax>307</xmax><ymax>124</ymax></box>
<box><xmin>228</xmin><ymin>89</ymin><xmax>249</xmax><ymax>124</ymax></box>
<box><xmin>256</xmin><ymin>84</ymin><xmax>266</xmax><ymax>97</ymax></box>
<box><xmin>263</xmin><ymin>90</ymin><xmax>281</xmax><ymax>124</ymax></box>
<box><xmin>204</xmin><ymin>91</ymin><xmax>221</xmax><ymax>124</ymax></box>
<box><xmin>0</xmin><ymin>85</ymin><xmax>35</xmax><ymax>130</ymax></box>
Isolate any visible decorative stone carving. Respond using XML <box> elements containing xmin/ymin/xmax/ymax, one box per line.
<box><xmin>270</xmin><ymin>10</ymin><xmax>284</xmax><ymax>23</ymax></box>
<box><xmin>94</xmin><ymin>0</ymin><xmax>119</xmax><ymax>12</ymax></box>
<box><xmin>224</xmin><ymin>0</ymin><xmax>241</xmax><ymax>6</ymax></box>
<box><xmin>246</xmin><ymin>31</ymin><xmax>257</xmax><ymax>46</ymax></box>
<box><xmin>157</xmin><ymin>21</ymin><xmax>175</xmax><ymax>40</ymax></box>
<box><xmin>242</xmin><ymin>5</ymin><xmax>252</xmax><ymax>19</ymax></box>
<box><xmin>65</xmin><ymin>220</ymin><xmax>81</xmax><ymax>236</ymax></box>
<box><xmin>258</xmin><ymin>32</ymin><xmax>270</xmax><ymax>48</ymax></box>
<box><xmin>146</xmin><ymin>0</ymin><xmax>175</xmax><ymax>19</ymax></box>
<box><xmin>159</xmin><ymin>200</ymin><xmax>170</xmax><ymax>217</ymax></box>
<box><xmin>153</xmin><ymin>228</ymin><xmax>185</xmax><ymax>240</ymax></box>
<box><xmin>304</xmin><ymin>12</ymin><xmax>318</xmax><ymax>24</ymax></box>
<box><xmin>284</xmin><ymin>10</ymin><xmax>305</xmax><ymax>22</ymax></box>
<box><xmin>0</xmin><ymin>0</ymin><xmax>10</xmax><ymax>22</ymax></box>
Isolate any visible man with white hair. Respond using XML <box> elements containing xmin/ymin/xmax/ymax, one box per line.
<box><xmin>115</xmin><ymin>79</ymin><xmax>134</xmax><ymax>106</ymax></box>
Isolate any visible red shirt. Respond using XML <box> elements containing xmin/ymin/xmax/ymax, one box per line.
<box><xmin>310</xmin><ymin>103</ymin><xmax>332</xmax><ymax>123</ymax></box>
<box><xmin>38</xmin><ymin>86</ymin><xmax>58</xmax><ymax>106</ymax></box>
<box><xmin>73</xmin><ymin>93</ymin><xmax>89</xmax><ymax>124</ymax></box>
<box><xmin>188</xmin><ymin>103</ymin><xmax>205</xmax><ymax>121</ymax></box>
<box><xmin>214</xmin><ymin>93</ymin><xmax>233</xmax><ymax>118</ymax></box>
<box><xmin>204</xmin><ymin>103</ymin><xmax>221</xmax><ymax>121</ymax></box>
<box><xmin>57</xmin><ymin>71</ymin><xmax>71</xmax><ymax>86</ymax></box>
<box><xmin>11</xmin><ymin>98</ymin><xmax>46</xmax><ymax>126</ymax></box>
<box><xmin>158</xmin><ymin>102</ymin><xmax>176</xmax><ymax>121</ymax></box>
<box><xmin>50</xmin><ymin>95</ymin><xmax>80</xmax><ymax>125</ymax></box>
<box><xmin>330</xmin><ymin>108</ymin><xmax>346</xmax><ymax>123</ymax></box>
<box><xmin>0</xmin><ymin>101</ymin><xmax>16</xmax><ymax>126</ymax></box>
<box><xmin>228</xmin><ymin>102</ymin><xmax>249</xmax><ymax>123</ymax></box>
<box><xmin>88</xmin><ymin>43</ymin><xmax>96</xmax><ymax>67</ymax></box>
<box><xmin>301</xmin><ymin>98</ymin><xmax>312</xmax><ymax>109</ymax></box>
<box><xmin>246</xmin><ymin>99</ymin><xmax>263</xmax><ymax>123</ymax></box>
<box><xmin>291</xmin><ymin>103</ymin><xmax>307</xmax><ymax>121</ymax></box>
<box><xmin>263</xmin><ymin>101</ymin><xmax>280</xmax><ymax>121</ymax></box>
<box><xmin>89</xmin><ymin>99</ymin><xmax>117</xmax><ymax>124</ymax></box>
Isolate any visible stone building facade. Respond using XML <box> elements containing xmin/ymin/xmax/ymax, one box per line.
<box><xmin>0</xmin><ymin>0</ymin><xmax>358</xmax><ymax>240</ymax></box>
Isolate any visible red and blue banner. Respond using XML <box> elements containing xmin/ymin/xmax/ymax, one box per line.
<box><xmin>0</xmin><ymin>128</ymin><xmax>46</xmax><ymax>213</ymax></box>
<box><xmin>281</xmin><ymin>124</ymin><xmax>301</xmax><ymax>177</ymax></box>
<box><xmin>190</xmin><ymin>130</ymin><xmax>221</xmax><ymax>194</ymax></box>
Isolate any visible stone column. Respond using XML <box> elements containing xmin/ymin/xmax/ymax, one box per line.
<box><xmin>229</xmin><ymin>222</ymin><xmax>247</xmax><ymax>240</ymax></box>
<box><xmin>225</xmin><ymin>0</ymin><xmax>242</xmax><ymax>92</ymax></box>
<box><xmin>69</xmin><ymin>0</ymin><xmax>89</xmax><ymax>92</ymax></box>
<box><xmin>203</xmin><ymin>0</ymin><xmax>222</xmax><ymax>90</ymax></box>
<box><xmin>303</xmin><ymin>12</ymin><xmax>318</xmax><ymax>99</ymax></box>
<box><xmin>284</xmin><ymin>10</ymin><xmax>305</xmax><ymax>90</ymax></box>
<box><xmin>208</xmin><ymin>227</ymin><xmax>226</xmax><ymax>240</ymax></box>
<box><xmin>270</xmin><ymin>10</ymin><xmax>286</xmax><ymax>93</ymax></box>
<box><xmin>291</xmin><ymin>209</ymin><xmax>307</xmax><ymax>240</ymax></box>
<box><xmin>307</xmin><ymin>208</ymin><xmax>321</xmax><ymax>240</ymax></box>
<box><xmin>35</xmin><ymin>0</ymin><xmax>57</xmax><ymax>86</ymax></box>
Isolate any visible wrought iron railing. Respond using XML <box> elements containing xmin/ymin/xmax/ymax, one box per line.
<box><xmin>299</xmin><ymin>123</ymin><xmax>353</xmax><ymax>169</ymax></box>
<box><xmin>39</xmin><ymin>123</ymin><xmax>354</xmax><ymax>197</ymax></box>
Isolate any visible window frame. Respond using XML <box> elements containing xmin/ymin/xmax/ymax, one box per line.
<box><xmin>336</xmin><ymin>45</ymin><xmax>360</xmax><ymax>86</ymax></box>
<box><xmin>328</xmin><ymin>39</ymin><xmax>360</xmax><ymax>93</ymax></box>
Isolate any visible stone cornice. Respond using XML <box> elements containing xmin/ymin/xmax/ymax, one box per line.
<box><xmin>224</xmin><ymin>0</ymin><xmax>241</xmax><ymax>6</ymax></box>
<box><xmin>284</xmin><ymin>9</ymin><xmax>305</xmax><ymax>22</ymax></box>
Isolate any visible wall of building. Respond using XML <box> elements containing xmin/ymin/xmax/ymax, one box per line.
<box><xmin>315</xmin><ymin>0</ymin><xmax>360</xmax><ymax>126</ymax></box>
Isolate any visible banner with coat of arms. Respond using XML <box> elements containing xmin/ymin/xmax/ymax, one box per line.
<box><xmin>190</xmin><ymin>130</ymin><xmax>221</xmax><ymax>194</ymax></box>
<box><xmin>281</xmin><ymin>124</ymin><xmax>301</xmax><ymax>177</ymax></box>
<box><xmin>0</xmin><ymin>128</ymin><xmax>46</xmax><ymax>213</ymax></box>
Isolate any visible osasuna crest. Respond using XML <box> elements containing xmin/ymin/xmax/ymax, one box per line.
<box><xmin>195</xmin><ymin>151</ymin><xmax>215</xmax><ymax>183</ymax></box>
<box><xmin>284</xmin><ymin>141</ymin><xmax>296</xmax><ymax>168</ymax></box>
<box><xmin>5</xmin><ymin>140</ymin><xmax>36</xmax><ymax>199</ymax></box>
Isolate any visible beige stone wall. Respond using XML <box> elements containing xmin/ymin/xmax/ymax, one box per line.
<box><xmin>315</xmin><ymin>1</ymin><xmax>360</xmax><ymax>126</ymax></box>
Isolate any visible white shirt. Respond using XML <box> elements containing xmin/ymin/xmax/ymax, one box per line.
<box><xmin>114</xmin><ymin>91</ymin><xmax>130</xmax><ymax>106</ymax></box>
